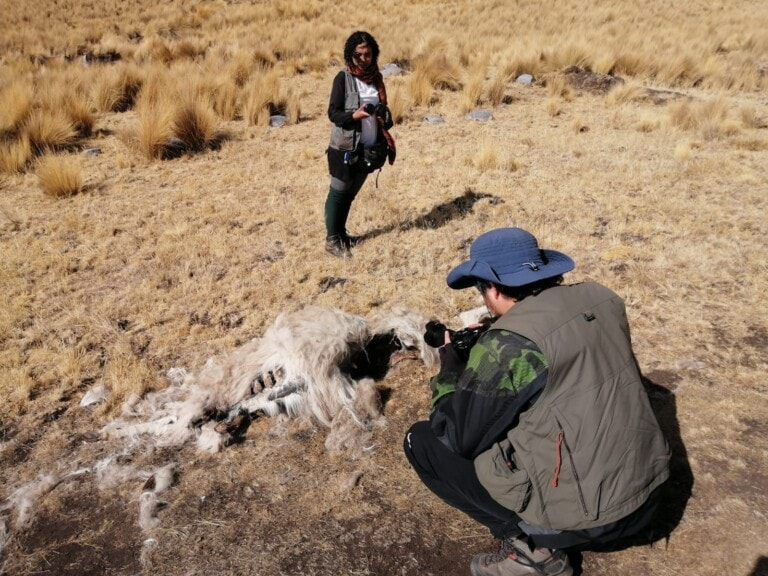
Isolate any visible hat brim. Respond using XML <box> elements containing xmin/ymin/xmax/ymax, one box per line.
<box><xmin>446</xmin><ymin>249</ymin><xmax>574</xmax><ymax>289</ymax></box>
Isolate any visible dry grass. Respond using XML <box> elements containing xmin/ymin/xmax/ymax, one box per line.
<box><xmin>36</xmin><ymin>154</ymin><xmax>83</xmax><ymax>197</ymax></box>
<box><xmin>23</xmin><ymin>108</ymin><xmax>78</xmax><ymax>155</ymax></box>
<box><xmin>0</xmin><ymin>1</ymin><xmax>767</xmax><ymax>575</ymax></box>
<box><xmin>0</xmin><ymin>82</ymin><xmax>32</xmax><ymax>136</ymax></box>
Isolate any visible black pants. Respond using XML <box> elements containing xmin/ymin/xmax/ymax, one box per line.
<box><xmin>404</xmin><ymin>420</ymin><xmax>663</xmax><ymax>550</ymax></box>
<box><xmin>325</xmin><ymin>148</ymin><xmax>368</xmax><ymax>240</ymax></box>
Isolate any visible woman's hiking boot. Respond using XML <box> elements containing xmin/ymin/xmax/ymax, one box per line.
<box><xmin>325</xmin><ymin>235</ymin><xmax>350</xmax><ymax>258</ymax></box>
<box><xmin>470</xmin><ymin>536</ymin><xmax>573</xmax><ymax>576</ymax></box>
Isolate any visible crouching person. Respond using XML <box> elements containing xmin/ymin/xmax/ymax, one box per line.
<box><xmin>404</xmin><ymin>227</ymin><xmax>670</xmax><ymax>576</ymax></box>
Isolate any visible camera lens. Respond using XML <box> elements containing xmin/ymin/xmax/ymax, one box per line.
<box><xmin>363</xmin><ymin>103</ymin><xmax>375</xmax><ymax>114</ymax></box>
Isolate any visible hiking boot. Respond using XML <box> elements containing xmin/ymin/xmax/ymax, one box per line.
<box><xmin>325</xmin><ymin>236</ymin><xmax>350</xmax><ymax>258</ymax></box>
<box><xmin>470</xmin><ymin>536</ymin><xmax>572</xmax><ymax>576</ymax></box>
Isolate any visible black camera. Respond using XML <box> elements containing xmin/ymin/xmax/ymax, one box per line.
<box><xmin>424</xmin><ymin>320</ymin><xmax>489</xmax><ymax>360</ymax></box>
<box><xmin>362</xmin><ymin>103</ymin><xmax>393</xmax><ymax>129</ymax></box>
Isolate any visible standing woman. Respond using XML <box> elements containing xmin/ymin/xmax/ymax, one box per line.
<box><xmin>324</xmin><ymin>31</ymin><xmax>396</xmax><ymax>257</ymax></box>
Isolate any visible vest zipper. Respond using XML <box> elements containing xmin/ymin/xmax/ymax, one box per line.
<box><xmin>556</xmin><ymin>426</ymin><xmax>591</xmax><ymax>518</ymax></box>
<box><xmin>551</xmin><ymin>432</ymin><xmax>563</xmax><ymax>487</ymax></box>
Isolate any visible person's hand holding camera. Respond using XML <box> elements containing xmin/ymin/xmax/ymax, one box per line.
<box><xmin>352</xmin><ymin>103</ymin><xmax>374</xmax><ymax>120</ymax></box>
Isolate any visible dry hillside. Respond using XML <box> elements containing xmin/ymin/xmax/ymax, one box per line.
<box><xmin>1</xmin><ymin>1</ymin><xmax>767</xmax><ymax>575</ymax></box>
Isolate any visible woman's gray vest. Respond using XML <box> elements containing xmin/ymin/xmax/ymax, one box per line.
<box><xmin>474</xmin><ymin>282</ymin><xmax>670</xmax><ymax>531</ymax></box>
<box><xmin>328</xmin><ymin>72</ymin><xmax>361</xmax><ymax>152</ymax></box>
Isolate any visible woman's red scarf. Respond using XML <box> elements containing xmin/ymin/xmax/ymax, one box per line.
<box><xmin>347</xmin><ymin>63</ymin><xmax>396</xmax><ymax>164</ymax></box>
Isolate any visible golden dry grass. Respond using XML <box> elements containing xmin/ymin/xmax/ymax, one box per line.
<box><xmin>1</xmin><ymin>1</ymin><xmax>767</xmax><ymax>575</ymax></box>
<box><xmin>35</xmin><ymin>154</ymin><xmax>83</xmax><ymax>197</ymax></box>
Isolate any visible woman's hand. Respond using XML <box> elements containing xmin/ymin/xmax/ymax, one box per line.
<box><xmin>351</xmin><ymin>104</ymin><xmax>373</xmax><ymax>121</ymax></box>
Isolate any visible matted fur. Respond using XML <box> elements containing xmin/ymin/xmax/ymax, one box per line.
<box><xmin>100</xmin><ymin>306</ymin><xmax>437</xmax><ymax>453</ymax></box>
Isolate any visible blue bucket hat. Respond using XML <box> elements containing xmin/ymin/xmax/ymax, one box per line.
<box><xmin>446</xmin><ymin>228</ymin><xmax>575</xmax><ymax>289</ymax></box>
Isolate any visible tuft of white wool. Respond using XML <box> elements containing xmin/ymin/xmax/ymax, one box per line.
<box><xmin>93</xmin><ymin>457</ymin><xmax>151</xmax><ymax>490</ymax></box>
<box><xmin>0</xmin><ymin>517</ymin><xmax>8</xmax><ymax>558</ymax></box>
<box><xmin>140</xmin><ymin>537</ymin><xmax>158</xmax><ymax>570</ymax></box>
<box><xmin>324</xmin><ymin>378</ymin><xmax>385</xmax><ymax>454</ymax></box>
<box><xmin>196</xmin><ymin>422</ymin><xmax>226</xmax><ymax>453</ymax></box>
<box><xmin>150</xmin><ymin>464</ymin><xmax>176</xmax><ymax>494</ymax></box>
<box><xmin>138</xmin><ymin>491</ymin><xmax>161</xmax><ymax>532</ymax></box>
<box><xmin>5</xmin><ymin>469</ymin><xmax>88</xmax><ymax>529</ymax></box>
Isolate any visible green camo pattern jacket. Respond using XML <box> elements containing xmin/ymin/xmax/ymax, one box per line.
<box><xmin>429</xmin><ymin>329</ymin><xmax>549</xmax><ymax>459</ymax></box>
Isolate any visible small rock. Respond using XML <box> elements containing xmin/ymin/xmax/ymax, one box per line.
<box><xmin>80</xmin><ymin>385</ymin><xmax>109</xmax><ymax>408</ymax></box>
<box><xmin>675</xmin><ymin>359</ymin><xmax>707</xmax><ymax>371</ymax></box>
<box><xmin>83</xmin><ymin>147</ymin><xmax>101</xmax><ymax>157</ymax></box>
<box><xmin>516</xmin><ymin>74</ymin><xmax>534</xmax><ymax>85</ymax></box>
<box><xmin>466</xmin><ymin>109</ymin><xmax>493</xmax><ymax>122</ymax></box>
<box><xmin>423</xmin><ymin>115</ymin><xmax>444</xmax><ymax>124</ymax></box>
<box><xmin>269</xmin><ymin>115</ymin><xmax>287</xmax><ymax>127</ymax></box>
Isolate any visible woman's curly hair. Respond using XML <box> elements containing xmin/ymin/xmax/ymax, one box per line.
<box><xmin>344</xmin><ymin>31</ymin><xmax>380</xmax><ymax>67</ymax></box>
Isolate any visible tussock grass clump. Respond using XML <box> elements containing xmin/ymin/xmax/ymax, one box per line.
<box><xmin>461</xmin><ymin>74</ymin><xmax>485</xmax><ymax>113</ymax></box>
<box><xmin>499</xmin><ymin>48</ymin><xmax>542</xmax><ymax>81</ymax></box>
<box><xmin>545</xmin><ymin>74</ymin><xmax>574</xmax><ymax>101</ymax></box>
<box><xmin>134</xmin><ymin>72</ymin><xmax>220</xmax><ymax>159</ymax></box>
<box><xmin>635</xmin><ymin>113</ymin><xmax>661</xmax><ymax>133</ymax></box>
<box><xmin>24</xmin><ymin>108</ymin><xmax>78</xmax><ymax>155</ymax></box>
<box><xmin>62</xmin><ymin>93</ymin><xmax>95</xmax><ymax>137</ymax></box>
<box><xmin>93</xmin><ymin>66</ymin><xmax>144</xmax><ymax>112</ymax></box>
<box><xmin>487</xmin><ymin>73</ymin><xmax>507</xmax><ymax>107</ymax></box>
<box><xmin>36</xmin><ymin>154</ymin><xmax>83</xmax><ymax>197</ymax></box>
<box><xmin>673</xmin><ymin>140</ymin><xmax>694</xmax><ymax>160</ymax></box>
<box><xmin>0</xmin><ymin>133</ymin><xmax>32</xmax><ymax>173</ymax></box>
<box><xmin>135</xmin><ymin>37</ymin><xmax>174</xmax><ymax>64</ymax></box>
<box><xmin>172</xmin><ymin>97</ymin><xmax>218</xmax><ymax>152</ymax></box>
<box><xmin>209</xmin><ymin>77</ymin><xmax>240</xmax><ymax>120</ymax></box>
<box><xmin>472</xmin><ymin>145</ymin><xmax>499</xmax><ymax>171</ymax></box>
<box><xmin>470</xmin><ymin>145</ymin><xmax>523</xmax><ymax>173</ymax></box>
<box><xmin>387</xmin><ymin>82</ymin><xmax>408</xmax><ymax>124</ymax></box>
<box><xmin>605</xmin><ymin>82</ymin><xmax>647</xmax><ymax>106</ymax></box>
<box><xmin>0</xmin><ymin>82</ymin><xmax>33</xmax><ymax>136</ymax></box>
<box><xmin>241</xmin><ymin>69</ymin><xmax>280</xmax><ymax>126</ymax></box>
<box><xmin>137</xmin><ymin>102</ymin><xmax>175</xmax><ymax>160</ymax></box>
<box><xmin>668</xmin><ymin>97</ymin><xmax>732</xmax><ymax>140</ymax></box>
<box><xmin>240</xmin><ymin>69</ymin><xmax>299</xmax><ymax>126</ymax></box>
<box><xmin>739</xmin><ymin>106</ymin><xmax>766</xmax><ymax>129</ymax></box>
<box><xmin>408</xmin><ymin>40</ymin><xmax>463</xmax><ymax>107</ymax></box>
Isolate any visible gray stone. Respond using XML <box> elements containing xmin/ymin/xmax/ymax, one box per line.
<box><xmin>424</xmin><ymin>115</ymin><xmax>444</xmax><ymax>124</ymax></box>
<box><xmin>269</xmin><ymin>115</ymin><xmax>287</xmax><ymax>127</ymax></box>
<box><xmin>83</xmin><ymin>147</ymin><xmax>101</xmax><ymax>157</ymax></box>
<box><xmin>516</xmin><ymin>74</ymin><xmax>534</xmax><ymax>85</ymax></box>
<box><xmin>466</xmin><ymin>109</ymin><xmax>493</xmax><ymax>122</ymax></box>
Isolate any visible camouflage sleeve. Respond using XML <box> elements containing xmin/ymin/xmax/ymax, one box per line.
<box><xmin>429</xmin><ymin>329</ymin><xmax>549</xmax><ymax>457</ymax></box>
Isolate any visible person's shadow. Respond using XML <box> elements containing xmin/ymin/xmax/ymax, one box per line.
<box><xmin>569</xmin><ymin>371</ymin><xmax>694</xmax><ymax>572</ymax></box>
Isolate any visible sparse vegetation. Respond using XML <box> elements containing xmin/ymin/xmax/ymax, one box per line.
<box><xmin>0</xmin><ymin>1</ymin><xmax>766</xmax><ymax>575</ymax></box>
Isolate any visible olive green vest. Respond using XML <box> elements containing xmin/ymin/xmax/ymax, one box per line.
<box><xmin>474</xmin><ymin>282</ymin><xmax>670</xmax><ymax>530</ymax></box>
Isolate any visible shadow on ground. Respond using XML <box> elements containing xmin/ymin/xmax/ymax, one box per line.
<box><xmin>358</xmin><ymin>187</ymin><xmax>500</xmax><ymax>244</ymax></box>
